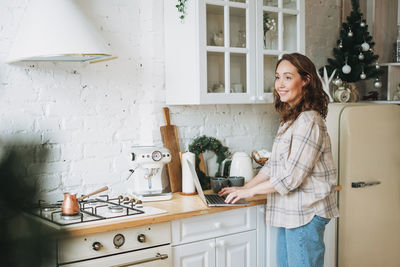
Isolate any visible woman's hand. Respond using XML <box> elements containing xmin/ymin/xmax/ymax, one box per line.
<box><xmin>220</xmin><ymin>187</ymin><xmax>255</xmax><ymax>204</ymax></box>
<box><xmin>218</xmin><ymin>186</ymin><xmax>242</xmax><ymax>197</ymax></box>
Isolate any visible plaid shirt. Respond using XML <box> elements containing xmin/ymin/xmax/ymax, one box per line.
<box><xmin>259</xmin><ymin>110</ymin><xmax>339</xmax><ymax>228</ymax></box>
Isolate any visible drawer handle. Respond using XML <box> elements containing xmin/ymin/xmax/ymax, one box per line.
<box><xmin>111</xmin><ymin>253</ymin><xmax>168</xmax><ymax>267</ymax></box>
<box><xmin>214</xmin><ymin>222</ymin><xmax>221</xmax><ymax>229</ymax></box>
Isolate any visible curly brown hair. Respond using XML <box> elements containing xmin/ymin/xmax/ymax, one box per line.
<box><xmin>274</xmin><ymin>53</ymin><xmax>329</xmax><ymax>124</ymax></box>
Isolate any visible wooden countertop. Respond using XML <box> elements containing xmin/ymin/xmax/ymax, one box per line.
<box><xmin>61</xmin><ymin>192</ymin><xmax>266</xmax><ymax>237</ymax></box>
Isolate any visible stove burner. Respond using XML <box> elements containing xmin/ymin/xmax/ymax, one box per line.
<box><xmin>61</xmin><ymin>213</ymin><xmax>81</xmax><ymax>220</ymax></box>
<box><xmin>108</xmin><ymin>205</ymin><xmax>123</xmax><ymax>213</ymax></box>
<box><xmin>42</xmin><ymin>204</ymin><xmax>60</xmax><ymax>212</ymax></box>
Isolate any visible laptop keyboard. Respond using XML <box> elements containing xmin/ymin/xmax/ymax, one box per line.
<box><xmin>205</xmin><ymin>194</ymin><xmax>226</xmax><ymax>204</ymax></box>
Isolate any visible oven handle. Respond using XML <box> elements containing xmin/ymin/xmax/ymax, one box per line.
<box><xmin>111</xmin><ymin>253</ymin><xmax>168</xmax><ymax>267</ymax></box>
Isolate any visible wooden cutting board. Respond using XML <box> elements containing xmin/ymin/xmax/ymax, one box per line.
<box><xmin>160</xmin><ymin>107</ymin><xmax>182</xmax><ymax>192</ymax></box>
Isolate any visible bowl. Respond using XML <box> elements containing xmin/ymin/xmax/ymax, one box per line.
<box><xmin>228</xmin><ymin>176</ymin><xmax>245</xmax><ymax>187</ymax></box>
<box><xmin>210</xmin><ymin>177</ymin><xmax>229</xmax><ymax>193</ymax></box>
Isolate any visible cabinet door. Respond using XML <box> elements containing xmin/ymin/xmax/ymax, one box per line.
<box><xmin>216</xmin><ymin>231</ymin><xmax>256</xmax><ymax>267</ymax></box>
<box><xmin>202</xmin><ymin>0</ymin><xmax>257</xmax><ymax>104</ymax></box>
<box><xmin>173</xmin><ymin>239</ymin><xmax>216</xmax><ymax>267</ymax></box>
<box><xmin>256</xmin><ymin>0</ymin><xmax>305</xmax><ymax>102</ymax></box>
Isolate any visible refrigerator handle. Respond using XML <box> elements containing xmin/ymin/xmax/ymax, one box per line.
<box><xmin>351</xmin><ymin>181</ymin><xmax>381</xmax><ymax>188</ymax></box>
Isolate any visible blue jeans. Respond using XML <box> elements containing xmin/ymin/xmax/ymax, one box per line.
<box><xmin>277</xmin><ymin>216</ymin><xmax>330</xmax><ymax>267</ymax></box>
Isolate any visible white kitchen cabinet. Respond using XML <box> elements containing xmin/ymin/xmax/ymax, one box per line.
<box><xmin>216</xmin><ymin>231</ymin><xmax>256</xmax><ymax>267</ymax></box>
<box><xmin>172</xmin><ymin>205</ymin><xmax>265</xmax><ymax>267</ymax></box>
<box><xmin>173</xmin><ymin>231</ymin><xmax>256</xmax><ymax>267</ymax></box>
<box><xmin>164</xmin><ymin>0</ymin><xmax>304</xmax><ymax>105</ymax></box>
<box><xmin>173</xmin><ymin>238</ymin><xmax>216</xmax><ymax>267</ymax></box>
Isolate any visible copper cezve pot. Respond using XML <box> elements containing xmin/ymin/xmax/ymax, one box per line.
<box><xmin>61</xmin><ymin>186</ymin><xmax>108</xmax><ymax>216</ymax></box>
<box><xmin>62</xmin><ymin>193</ymin><xmax>80</xmax><ymax>215</ymax></box>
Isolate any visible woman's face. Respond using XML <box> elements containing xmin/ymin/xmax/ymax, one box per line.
<box><xmin>275</xmin><ymin>60</ymin><xmax>306</xmax><ymax>107</ymax></box>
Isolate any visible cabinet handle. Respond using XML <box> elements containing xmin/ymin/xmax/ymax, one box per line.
<box><xmin>111</xmin><ymin>253</ymin><xmax>168</xmax><ymax>267</ymax></box>
<box><xmin>214</xmin><ymin>222</ymin><xmax>221</xmax><ymax>228</ymax></box>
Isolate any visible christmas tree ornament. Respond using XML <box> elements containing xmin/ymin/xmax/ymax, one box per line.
<box><xmin>358</xmin><ymin>52</ymin><xmax>364</xmax><ymax>60</ymax></box>
<box><xmin>360</xmin><ymin>66</ymin><xmax>366</xmax><ymax>79</ymax></box>
<box><xmin>374</xmin><ymin>78</ymin><xmax>382</xmax><ymax>88</ymax></box>
<box><xmin>369</xmin><ymin>48</ymin><xmax>374</xmax><ymax>52</ymax></box>
<box><xmin>339</xmin><ymin>40</ymin><xmax>343</xmax><ymax>49</ymax></box>
<box><xmin>342</xmin><ymin>58</ymin><xmax>351</xmax><ymax>74</ymax></box>
<box><xmin>348</xmin><ymin>28</ymin><xmax>353</xmax><ymax>37</ymax></box>
<box><xmin>333</xmin><ymin>77</ymin><xmax>343</xmax><ymax>87</ymax></box>
<box><xmin>360</xmin><ymin>21</ymin><xmax>366</xmax><ymax>27</ymax></box>
<box><xmin>342</xmin><ymin>64</ymin><xmax>351</xmax><ymax>74</ymax></box>
<box><xmin>374</xmin><ymin>78</ymin><xmax>382</xmax><ymax>89</ymax></box>
<box><xmin>375</xmin><ymin>63</ymin><xmax>380</xmax><ymax>69</ymax></box>
<box><xmin>361</xmin><ymin>42</ymin><xmax>370</xmax><ymax>51</ymax></box>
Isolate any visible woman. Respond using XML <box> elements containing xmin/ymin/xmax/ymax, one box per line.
<box><xmin>219</xmin><ymin>53</ymin><xmax>339</xmax><ymax>267</ymax></box>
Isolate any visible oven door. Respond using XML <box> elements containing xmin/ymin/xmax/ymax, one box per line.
<box><xmin>60</xmin><ymin>245</ymin><xmax>171</xmax><ymax>267</ymax></box>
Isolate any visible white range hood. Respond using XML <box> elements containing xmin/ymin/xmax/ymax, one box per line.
<box><xmin>7</xmin><ymin>0</ymin><xmax>115</xmax><ymax>64</ymax></box>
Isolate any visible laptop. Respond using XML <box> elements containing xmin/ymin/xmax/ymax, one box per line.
<box><xmin>186</xmin><ymin>159</ymin><xmax>249</xmax><ymax>206</ymax></box>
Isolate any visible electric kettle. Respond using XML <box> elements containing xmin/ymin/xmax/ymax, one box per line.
<box><xmin>229</xmin><ymin>152</ymin><xmax>254</xmax><ymax>183</ymax></box>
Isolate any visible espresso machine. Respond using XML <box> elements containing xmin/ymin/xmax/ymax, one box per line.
<box><xmin>129</xmin><ymin>146</ymin><xmax>172</xmax><ymax>202</ymax></box>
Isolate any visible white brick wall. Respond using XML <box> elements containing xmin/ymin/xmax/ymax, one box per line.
<box><xmin>0</xmin><ymin>0</ymin><xmax>340</xmax><ymax>201</ymax></box>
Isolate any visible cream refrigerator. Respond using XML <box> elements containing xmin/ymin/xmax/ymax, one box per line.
<box><xmin>325</xmin><ymin>103</ymin><xmax>400</xmax><ymax>267</ymax></box>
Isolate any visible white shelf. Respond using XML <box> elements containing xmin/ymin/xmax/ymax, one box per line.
<box><xmin>379</xmin><ymin>62</ymin><xmax>400</xmax><ymax>66</ymax></box>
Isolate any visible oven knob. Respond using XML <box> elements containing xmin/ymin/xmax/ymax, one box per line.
<box><xmin>137</xmin><ymin>234</ymin><xmax>146</xmax><ymax>243</ymax></box>
<box><xmin>92</xmin><ymin>241</ymin><xmax>103</xmax><ymax>251</ymax></box>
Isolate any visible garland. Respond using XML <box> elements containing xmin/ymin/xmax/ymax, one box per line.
<box><xmin>188</xmin><ymin>135</ymin><xmax>230</xmax><ymax>189</ymax></box>
<box><xmin>176</xmin><ymin>0</ymin><xmax>188</xmax><ymax>21</ymax></box>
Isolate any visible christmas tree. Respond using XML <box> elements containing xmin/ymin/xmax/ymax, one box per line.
<box><xmin>321</xmin><ymin>0</ymin><xmax>384</xmax><ymax>84</ymax></box>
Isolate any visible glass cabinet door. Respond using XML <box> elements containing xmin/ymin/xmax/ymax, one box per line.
<box><xmin>206</xmin><ymin>0</ymin><xmax>252</xmax><ymax>98</ymax></box>
<box><xmin>260</xmin><ymin>0</ymin><xmax>303</xmax><ymax>97</ymax></box>
<box><xmin>263</xmin><ymin>55</ymin><xmax>278</xmax><ymax>93</ymax></box>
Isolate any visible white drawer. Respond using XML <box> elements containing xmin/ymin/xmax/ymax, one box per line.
<box><xmin>172</xmin><ymin>206</ymin><xmax>257</xmax><ymax>245</ymax></box>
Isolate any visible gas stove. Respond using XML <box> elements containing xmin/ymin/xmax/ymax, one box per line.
<box><xmin>29</xmin><ymin>195</ymin><xmax>167</xmax><ymax>227</ymax></box>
